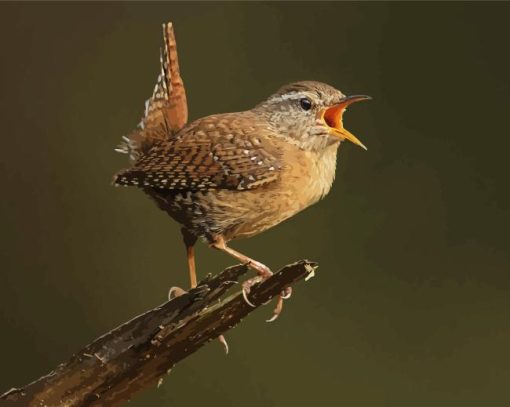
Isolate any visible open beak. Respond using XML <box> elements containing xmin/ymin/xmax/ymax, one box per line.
<box><xmin>320</xmin><ymin>95</ymin><xmax>371</xmax><ymax>150</ymax></box>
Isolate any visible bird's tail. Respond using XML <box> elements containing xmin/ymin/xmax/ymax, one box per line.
<box><xmin>115</xmin><ymin>22</ymin><xmax>188</xmax><ymax>162</ymax></box>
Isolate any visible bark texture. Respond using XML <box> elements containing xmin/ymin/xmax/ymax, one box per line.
<box><xmin>0</xmin><ymin>260</ymin><xmax>317</xmax><ymax>407</ymax></box>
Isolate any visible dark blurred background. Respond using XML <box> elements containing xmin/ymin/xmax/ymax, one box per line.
<box><xmin>1</xmin><ymin>2</ymin><xmax>509</xmax><ymax>406</ymax></box>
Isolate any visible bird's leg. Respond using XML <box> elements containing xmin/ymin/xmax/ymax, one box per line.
<box><xmin>181</xmin><ymin>228</ymin><xmax>198</xmax><ymax>288</ymax></box>
<box><xmin>210</xmin><ymin>235</ymin><xmax>272</xmax><ymax>277</ymax></box>
<box><xmin>168</xmin><ymin>228</ymin><xmax>198</xmax><ymax>299</ymax></box>
<box><xmin>210</xmin><ymin>235</ymin><xmax>290</xmax><ymax>322</ymax></box>
<box><xmin>181</xmin><ymin>229</ymin><xmax>228</xmax><ymax>353</ymax></box>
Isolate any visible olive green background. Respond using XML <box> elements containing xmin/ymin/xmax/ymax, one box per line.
<box><xmin>1</xmin><ymin>2</ymin><xmax>509</xmax><ymax>406</ymax></box>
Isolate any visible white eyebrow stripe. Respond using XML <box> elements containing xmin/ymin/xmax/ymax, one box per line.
<box><xmin>267</xmin><ymin>91</ymin><xmax>316</xmax><ymax>103</ymax></box>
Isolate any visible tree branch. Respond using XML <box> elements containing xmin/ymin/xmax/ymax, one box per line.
<box><xmin>0</xmin><ymin>260</ymin><xmax>317</xmax><ymax>407</ymax></box>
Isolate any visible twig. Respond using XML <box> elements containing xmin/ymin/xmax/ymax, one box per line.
<box><xmin>0</xmin><ymin>260</ymin><xmax>318</xmax><ymax>407</ymax></box>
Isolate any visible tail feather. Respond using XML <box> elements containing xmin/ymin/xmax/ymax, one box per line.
<box><xmin>116</xmin><ymin>22</ymin><xmax>188</xmax><ymax>163</ymax></box>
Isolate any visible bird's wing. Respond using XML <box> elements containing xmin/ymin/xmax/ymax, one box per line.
<box><xmin>113</xmin><ymin>114</ymin><xmax>282</xmax><ymax>191</ymax></box>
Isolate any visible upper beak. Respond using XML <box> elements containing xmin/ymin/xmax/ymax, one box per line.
<box><xmin>320</xmin><ymin>95</ymin><xmax>371</xmax><ymax>150</ymax></box>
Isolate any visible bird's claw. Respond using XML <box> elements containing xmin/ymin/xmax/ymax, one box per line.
<box><xmin>241</xmin><ymin>276</ymin><xmax>261</xmax><ymax>308</ymax></box>
<box><xmin>168</xmin><ymin>286</ymin><xmax>187</xmax><ymax>300</ymax></box>
<box><xmin>281</xmin><ymin>286</ymin><xmax>292</xmax><ymax>300</ymax></box>
<box><xmin>218</xmin><ymin>334</ymin><xmax>229</xmax><ymax>355</ymax></box>
<box><xmin>240</xmin><ymin>267</ymin><xmax>293</xmax><ymax>322</ymax></box>
<box><xmin>266</xmin><ymin>287</ymin><xmax>292</xmax><ymax>323</ymax></box>
<box><xmin>242</xmin><ymin>287</ymin><xmax>257</xmax><ymax>308</ymax></box>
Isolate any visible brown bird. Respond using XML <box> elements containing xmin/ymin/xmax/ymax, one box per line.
<box><xmin>113</xmin><ymin>24</ymin><xmax>370</xmax><ymax>320</ymax></box>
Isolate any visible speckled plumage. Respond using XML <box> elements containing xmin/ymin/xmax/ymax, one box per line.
<box><xmin>114</xmin><ymin>82</ymin><xmax>347</xmax><ymax>242</ymax></box>
<box><xmin>115</xmin><ymin>23</ymin><xmax>187</xmax><ymax>162</ymax></box>
<box><xmin>113</xmin><ymin>23</ymin><xmax>369</xmax><ymax>304</ymax></box>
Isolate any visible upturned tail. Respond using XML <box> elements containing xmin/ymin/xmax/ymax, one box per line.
<box><xmin>115</xmin><ymin>22</ymin><xmax>188</xmax><ymax>162</ymax></box>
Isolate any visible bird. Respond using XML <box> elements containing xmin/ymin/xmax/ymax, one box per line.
<box><xmin>113</xmin><ymin>23</ymin><xmax>370</xmax><ymax>321</ymax></box>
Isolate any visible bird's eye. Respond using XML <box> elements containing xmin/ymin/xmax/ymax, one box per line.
<box><xmin>299</xmin><ymin>98</ymin><xmax>312</xmax><ymax>111</ymax></box>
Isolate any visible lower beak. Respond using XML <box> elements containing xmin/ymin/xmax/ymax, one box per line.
<box><xmin>320</xmin><ymin>95</ymin><xmax>371</xmax><ymax>150</ymax></box>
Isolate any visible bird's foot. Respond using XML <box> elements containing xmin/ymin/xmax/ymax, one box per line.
<box><xmin>241</xmin><ymin>260</ymin><xmax>273</xmax><ymax>307</ymax></box>
<box><xmin>241</xmin><ymin>262</ymin><xmax>292</xmax><ymax>323</ymax></box>
<box><xmin>281</xmin><ymin>286</ymin><xmax>292</xmax><ymax>300</ymax></box>
<box><xmin>168</xmin><ymin>286</ymin><xmax>187</xmax><ymax>300</ymax></box>
<box><xmin>266</xmin><ymin>287</ymin><xmax>292</xmax><ymax>323</ymax></box>
<box><xmin>241</xmin><ymin>276</ymin><xmax>264</xmax><ymax>307</ymax></box>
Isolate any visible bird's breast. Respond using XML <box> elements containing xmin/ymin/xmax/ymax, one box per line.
<box><xmin>280</xmin><ymin>142</ymin><xmax>340</xmax><ymax>211</ymax></box>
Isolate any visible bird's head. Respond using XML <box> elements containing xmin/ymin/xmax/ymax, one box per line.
<box><xmin>255</xmin><ymin>81</ymin><xmax>370</xmax><ymax>152</ymax></box>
